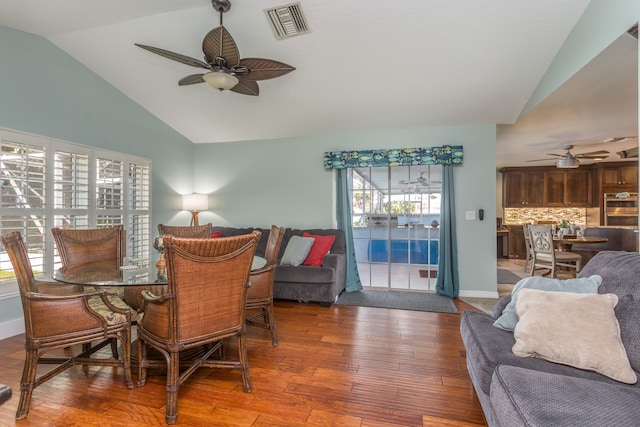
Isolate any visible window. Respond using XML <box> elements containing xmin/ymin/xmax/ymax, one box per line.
<box><xmin>0</xmin><ymin>128</ymin><xmax>151</xmax><ymax>291</ymax></box>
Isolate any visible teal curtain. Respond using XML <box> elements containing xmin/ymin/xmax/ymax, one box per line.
<box><xmin>336</xmin><ymin>169</ymin><xmax>363</xmax><ymax>292</ymax></box>
<box><xmin>435</xmin><ymin>165</ymin><xmax>459</xmax><ymax>298</ymax></box>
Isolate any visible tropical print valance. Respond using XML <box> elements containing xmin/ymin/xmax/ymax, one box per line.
<box><xmin>323</xmin><ymin>145</ymin><xmax>463</xmax><ymax>169</ymax></box>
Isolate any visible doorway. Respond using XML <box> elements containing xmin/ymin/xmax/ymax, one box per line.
<box><xmin>349</xmin><ymin>165</ymin><xmax>442</xmax><ymax>289</ymax></box>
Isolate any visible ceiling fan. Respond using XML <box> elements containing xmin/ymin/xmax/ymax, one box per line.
<box><xmin>399</xmin><ymin>172</ymin><xmax>441</xmax><ymax>186</ymax></box>
<box><xmin>526</xmin><ymin>144</ymin><xmax>609</xmax><ymax>168</ymax></box>
<box><xmin>135</xmin><ymin>0</ymin><xmax>295</xmax><ymax>96</ymax></box>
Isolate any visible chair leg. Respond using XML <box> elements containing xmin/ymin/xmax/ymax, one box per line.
<box><xmin>165</xmin><ymin>351</ymin><xmax>179</xmax><ymax>425</ymax></box>
<box><xmin>237</xmin><ymin>335</ymin><xmax>252</xmax><ymax>393</ymax></box>
<box><xmin>119</xmin><ymin>331</ymin><xmax>133</xmax><ymax>389</ymax></box>
<box><xmin>265</xmin><ymin>306</ymin><xmax>279</xmax><ymax>347</ymax></box>
<box><xmin>16</xmin><ymin>349</ymin><xmax>38</xmax><ymax>420</ymax></box>
<box><xmin>110</xmin><ymin>338</ymin><xmax>119</xmax><ymax>360</ymax></box>
<box><xmin>136</xmin><ymin>338</ymin><xmax>148</xmax><ymax>387</ymax></box>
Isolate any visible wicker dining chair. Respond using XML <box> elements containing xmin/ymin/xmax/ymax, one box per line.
<box><xmin>52</xmin><ymin>225</ymin><xmax>126</xmax><ymax>268</ymax></box>
<box><xmin>157</xmin><ymin>223</ymin><xmax>213</xmax><ymax>238</ymax></box>
<box><xmin>52</xmin><ymin>225</ymin><xmax>130</xmax><ymax>356</ymax></box>
<box><xmin>246</xmin><ymin>225</ymin><xmax>285</xmax><ymax>346</ymax></box>
<box><xmin>136</xmin><ymin>231</ymin><xmax>260</xmax><ymax>424</ymax></box>
<box><xmin>528</xmin><ymin>225</ymin><xmax>582</xmax><ymax>278</ymax></box>
<box><xmin>1</xmin><ymin>231</ymin><xmax>133</xmax><ymax>421</ymax></box>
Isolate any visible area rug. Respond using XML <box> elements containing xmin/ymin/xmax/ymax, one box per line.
<box><xmin>336</xmin><ymin>290</ymin><xmax>458</xmax><ymax>314</ymax></box>
<box><xmin>497</xmin><ymin>268</ymin><xmax>522</xmax><ymax>284</ymax></box>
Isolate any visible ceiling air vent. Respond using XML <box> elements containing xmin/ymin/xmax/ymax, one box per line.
<box><xmin>265</xmin><ymin>3</ymin><xmax>310</xmax><ymax>40</ymax></box>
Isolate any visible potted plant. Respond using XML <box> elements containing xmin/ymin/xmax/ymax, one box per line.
<box><xmin>557</xmin><ymin>219</ymin><xmax>571</xmax><ymax>238</ymax></box>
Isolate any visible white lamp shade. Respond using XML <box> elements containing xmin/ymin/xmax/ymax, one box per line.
<box><xmin>182</xmin><ymin>193</ymin><xmax>209</xmax><ymax>211</ymax></box>
<box><xmin>202</xmin><ymin>72</ymin><xmax>239</xmax><ymax>90</ymax></box>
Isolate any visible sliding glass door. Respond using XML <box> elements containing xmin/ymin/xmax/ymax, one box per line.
<box><xmin>350</xmin><ymin>165</ymin><xmax>442</xmax><ymax>289</ymax></box>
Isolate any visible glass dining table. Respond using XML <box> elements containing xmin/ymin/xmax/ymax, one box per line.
<box><xmin>52</xmin><ymin>256</ymin><xmax>268</xmax><ymax>311</ymax></box>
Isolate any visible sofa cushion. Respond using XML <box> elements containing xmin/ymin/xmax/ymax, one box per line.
<box><xmin>460</xmin><ymin>310</ymin><xmax>631</xmax><ymax>397</ymax></box>
<box><xmin>579</xmin><ymin>250</ymin><xmax>640</xmax><ymax>373</ymax></box>
<box><xmin>513</xmin><ymin>288</ymin><xmax>637</xmax><ymax>384</ymax></box>
<box><xmin>302</xmin><ymin>232</ymin><xmax>336</xmax><ymax>266</ymax></box>
<box><xmin>280</xmin><ymin>235</ymin><xmax>315</xmax><ymax>266</ymax></box>
<box><xmin>275</xmin><ymin>265</ymin><xmax>335</xmax><ymax>284</ymax></box>
<box><xmin>491</xmin><ymin>365</ymin><xmax>640</xmax><ymax>427</ymax></box>
<box><xmin>493</xmin><ymin>275</ymin><xmax>602</xmax><ymax>331</ymax></box>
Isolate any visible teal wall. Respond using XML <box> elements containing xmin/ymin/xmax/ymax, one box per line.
<box><xmin>522</xmin><ymin>0</ymin><xmax>640</xmax><ymax>118</ymax></box>
<box><xmin>0</xmin><ymin>26</ymin><xmax>195</xmax><ymax>333</ymax></box>
<box><xmin>194</xmin><ymin>125</ymin><xmax>499</xmax><ymax>295</ymax></box>
<box><xmin>0</xmin><ymin>0</ymin><xmax>638</xmax><ymax>336</ymax></box>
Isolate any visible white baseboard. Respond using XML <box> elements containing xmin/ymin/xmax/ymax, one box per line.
<box><xmin>458</xmin><ymin>290</ymin><xmax>499</xmax><ymax>299</ymax></box>
<box><xmin>0</xmin><ymin>318</ymin><xmax>24</xmax><ymax>340</ymax></box>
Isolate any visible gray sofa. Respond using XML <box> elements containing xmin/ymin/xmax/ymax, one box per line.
<box><xmin>211</xmin><ymin>227</ymin><xmax>346</xmax><ymax>306</ymax></box>
<box><xmin>461</xmin><ymin>251</ymin><xmax>640</xmax><ymax>427</ymax></box>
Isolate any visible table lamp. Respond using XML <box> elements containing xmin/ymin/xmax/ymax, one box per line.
<box><xmin>182</xmin><ymin>193</ymin><xmax>208</xmax><ymax>227</ymax></box>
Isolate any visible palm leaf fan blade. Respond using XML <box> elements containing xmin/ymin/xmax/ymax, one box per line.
<box><xmin>135</xmin><ymin>44</ymin><xmax>210</xmax><ymax>69</ymax></box>
<box><xmin>178</xmin><ymin>74</ymin><xmax>206</xmax><ymax>86</ymax></box>
<box><xmin>202</xmin><ymin>26</ymin><xmax>240</xmax><ymax>66</ymax></box>
<box><xmin>239</xmin><ymin>58</ymin><xmax>296</xmax><ymax>81</ymax></box>
<box><xmin>230</xmin><ymin>78</ymin><xmax>259</xmax><ymax>96</ymax></box>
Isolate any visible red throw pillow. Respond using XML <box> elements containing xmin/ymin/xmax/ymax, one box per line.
<box><xmin>302</xmin><ymin>232</ymin><xmax>336</xmax><ymax>266</ymax></box>
<box><xmin>211</xmin><ymin>231</ymin><xmax>222</xmax><ymax>238</ymax></box>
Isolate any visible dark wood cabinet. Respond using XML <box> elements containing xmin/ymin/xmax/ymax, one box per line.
<box><xmin>543</xmin><ymin>169</ymin><xmax>593</xmax><ymax>207</ymax></box>
<box><xmin>566</xmin><ymin>169</ymin><xmax>593</xmax><ymax>206</ymax></box>
<box><xmin>503</xmin><ymin>170</ymin><xmax>544</xmax><ymax>207</ymax></box>
<box><xmin>600</xmin><ymin>164</ymin><xmax>638</xmax><ymax>193</ymax></box>
<box><xmin>503</xmin><ymin>167</ymin><xmax>592</xmax><ymax>208</ymax></box>
<box><xmin>507</xmin><ymin>225</ymin><xmax>526</xmax><ymax>259</ymax></box>
<box><xmin>543</xmin><ymin>170</ymin><xmax>565</xmax><ymax>206</ymax></box>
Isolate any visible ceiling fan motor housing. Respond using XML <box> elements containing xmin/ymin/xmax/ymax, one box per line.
<box><xmin>557</xmin><ymin>158</ymin><xmax>580</xmax><ymax>168</ymax></box>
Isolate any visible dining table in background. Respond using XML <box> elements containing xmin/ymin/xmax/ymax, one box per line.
<box><xmin>553</xmin><ymin>236</ymin><xmax>609</xmax><ymax>252</ymax></box>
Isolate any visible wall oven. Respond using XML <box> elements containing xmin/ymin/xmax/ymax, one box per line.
<box><xmin>604</xmin><ymin>192</ymin><xmax>638</xmax><ymax>226</ymax></box>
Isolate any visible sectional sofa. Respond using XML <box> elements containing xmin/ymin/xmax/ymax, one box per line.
<box><xmin>461</xmin><ymin>250</ymin><xmax>640</xmax><ymax>426</ymax></box>
<box><xmin>211</xmin><ymin>227</ymin><xmax>346</xmax><ymax>306</ymax></box>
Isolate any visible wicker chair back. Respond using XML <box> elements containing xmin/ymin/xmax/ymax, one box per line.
<box><xmin>52</xmin><ymin>225</ymin><xmax>125</xmax><ymax>268</ymax></box>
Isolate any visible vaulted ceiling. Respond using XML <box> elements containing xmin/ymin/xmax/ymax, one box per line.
<box><xmin>0</xmin><ymin>0</ymin><xmax>636</xmax><ymax>168</ymax></box>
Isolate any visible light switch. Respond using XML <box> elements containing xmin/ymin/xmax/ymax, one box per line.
<box><xmin>466</xmin><ymin>210</ymin><xmax>476</xmax><ymax>220</ymax></box>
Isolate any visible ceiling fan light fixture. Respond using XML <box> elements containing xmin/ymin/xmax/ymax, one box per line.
<box><xmin>202</xmin><ymin>71</ymin><xmax>239</xmax><ymax>91</ymax></box>
<box><xmin>556</xmin><ymin>158</ymin><xmax>580</xmax><ymax>168</ymax></box>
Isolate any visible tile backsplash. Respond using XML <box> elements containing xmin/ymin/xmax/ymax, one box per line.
<box><xmin>503</xmin><ymin>208</ymin><xmax>586</xmax><ymax>226</ymax></box>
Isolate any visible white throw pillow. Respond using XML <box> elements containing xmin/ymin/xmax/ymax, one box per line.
<box><xmin>513</xmin><ymin>288</ymin><xmax>637</xmax><ymax>384</ymax></box>
<box><xmin>280</xmin><ymin>236</ymin><xmax>315</xmax><ymax>267</ymax></box>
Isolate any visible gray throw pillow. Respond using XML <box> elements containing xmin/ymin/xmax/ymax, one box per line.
<box><xmin>493</xmin><ymin>275</ymin><xmax>602</xmax><ymax>331</ymax></box>
<box><xmin>280</xmin><ymin>236</ymin><xmax>315</xmax><ymax>267</ymax></box>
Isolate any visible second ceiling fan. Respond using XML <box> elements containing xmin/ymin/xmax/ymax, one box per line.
<box><xmin>135</xmin><ymin>0</ymin><xmax>295</xmax><ymax>96</ymax></box>
<box><xmin>526</xmin><ymin>144</ymin><xmax>609</xmax><ymax>168</ymax></box>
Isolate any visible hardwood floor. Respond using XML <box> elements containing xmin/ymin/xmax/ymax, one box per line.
<box><xmin>0</xmin><ymin>299</ymin><xmax>487</xmax><ymax>426</ymax></box>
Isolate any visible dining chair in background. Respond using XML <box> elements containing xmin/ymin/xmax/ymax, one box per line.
<box><xmin>157</xmin><ymin>223</ymin><xmax>213</xmax><ymax>238</ymax></box>
<box><xmin>246</xmin><ymin>225</ymin><xmax>285</xmax><ymax>346</ymax></box>
<box><xmin>523</xmin><ymin>224</ymin><xmax>533</xmax><ymax>273</ymax></box>
<box><xmin>528</xmin><ymin>225</ymin><xmax>582</xmax><ymax>278</ymax></box>
<box><xmin>1</xmin><ymin>231</ymin><xmax>133</xmax><ymax>420</ymax></box>
<box><xmin>52</xmin><ymin>225</ymin><xmax>125</xmax><ymax>268</ymax></box>
<box><xmin>136</xmin><ymin>231</ymin><xmax>260</xmax><ymax>424</ymax></box>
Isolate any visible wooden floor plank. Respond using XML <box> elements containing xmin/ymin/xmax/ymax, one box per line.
<box><xmin>0</xmin><ymin>299</ymin><xmax>487</xmax><ymax>426</ymax></box>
